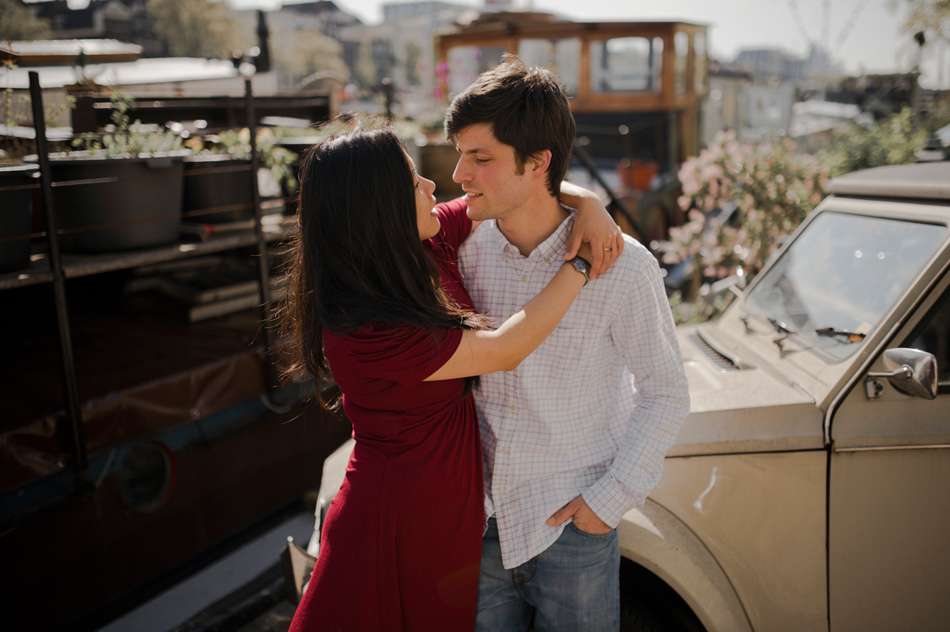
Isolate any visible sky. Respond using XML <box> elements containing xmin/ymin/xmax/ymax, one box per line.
<box><xmin>53</xmin><ymin>0</ymin><xmax>943</xmax><ymax>87</ymax></box>
<box><xmin>321</xmin><ymin>0</ymin><xmax>947</xmax><ymax>88</ymax></box>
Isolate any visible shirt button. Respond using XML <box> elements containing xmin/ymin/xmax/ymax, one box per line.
<box><xmin>545</xmin><ymin>257</ymin><xmax>551</xmax><ymax>263</ymax></box>
<box><xmin>509</xmin><ymin>405</ymin><xmax>516</xmax><ymax>412</ymax></box>
<box><xmin>520</xmin><ymin>275</ymin><xmax>526</xmax><ymax>282</ymax></box>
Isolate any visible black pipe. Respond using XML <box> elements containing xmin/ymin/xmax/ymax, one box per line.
<box><xmin>28</xmin><ymin>71</ymin><xmax>89</xmax><ymax>493</ymax></box>
<box><xmin>244</xmin><ymin>78</ymin><xmax>281</xmax><ymax>396</ymax></box>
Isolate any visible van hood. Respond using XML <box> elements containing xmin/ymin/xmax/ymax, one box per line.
<box><xmin>669</xmin><ymin>324</ymin><xmax>825</xmax><ymax>457</ymax></box>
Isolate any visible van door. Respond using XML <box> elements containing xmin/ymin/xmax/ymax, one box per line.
<box><xmin>827</xmin><ymin>273</ymin><xmax>950</xmax><ymax>632</ymax></box>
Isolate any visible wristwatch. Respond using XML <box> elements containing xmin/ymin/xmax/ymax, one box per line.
<box><xmin>565</xmin><ymin>256</ymin><xmax>591</xmax><ymax>286</ymax></box>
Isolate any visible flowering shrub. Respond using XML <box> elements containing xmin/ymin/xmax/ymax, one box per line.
<box><xmin>658</xmin><ymin>131</ymin><xmax>829</xmax><ymax>310</ymax></box>
<box><xmin>818</xmin><ymin>105</ymin><xmax>950</xmax><ymax>177</ymax></box>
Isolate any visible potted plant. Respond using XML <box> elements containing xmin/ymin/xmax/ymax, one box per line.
<box><xmin>182</xmin><ymin>127</ymin><xmax>298</xmax><ymax>224</ymax></box>
<box><xmin>30</xmin><ymin>90</ymin><xmax>189</xmax><ymax>253</ymax></box>
<box><xmin>1</xmin><ymin>99</ymin><xmax>36</xmax><ymax>273</ymax></box>
<box><xmin>1</xmin><ymin>62</ymin><xmax>72</xmax><ymax>270</ymax></box>
<box><xmin>0</xmin><ymin>163</ymin><xmax>37</xmax><ymax>272</ymax></box>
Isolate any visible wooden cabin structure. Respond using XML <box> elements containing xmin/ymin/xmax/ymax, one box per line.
<box><xmin>436</xmin><ymin>12</ymin><xmax>709</xmax><ymax>246</ymax></box>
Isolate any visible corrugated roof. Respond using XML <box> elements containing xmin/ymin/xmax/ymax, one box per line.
<box><xmin>4</xmin><ymin>39</ymin><xmax>142</xmax><ymax>57</ymax></box>
<box><xmin>2</xmin><ymin>39</ymin><xmax>142</xmax><ymax>65</ymax></box>
<box><xmin>1</xmin><ymin>57</ymin><xmax>239</xmax><ymax>90</ymax></box>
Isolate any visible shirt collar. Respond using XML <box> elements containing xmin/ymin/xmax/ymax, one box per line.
<box><xmin>489</xmin><ymin>208</ymin><xmax>576</xmax><ymax>262</ymax></box>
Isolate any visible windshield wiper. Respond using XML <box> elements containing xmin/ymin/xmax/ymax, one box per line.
<box><xmin>814</xmin><ymin>327</ymin><xmax>866</xmax><ymax>343</ymax></box>
<box><xmin>768</xmin><ymin>318</ymin><xmax>865</xmax><ymax>351</ymax></box>
<box><xmin>768</xmin><ymin>318</ymin><xmax>794</xmax><ymax>335</ymax></box>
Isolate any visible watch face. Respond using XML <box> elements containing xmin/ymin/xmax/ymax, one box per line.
<box><xmin>572</xmin><ymin>258</ymin><xmax>589</xmax><ymax>283</ymax></box>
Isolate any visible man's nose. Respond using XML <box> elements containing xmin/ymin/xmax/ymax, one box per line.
<box><xmin>452</xmin><ymin>158</ymin><xmax>467</xmax><ymax>184</ymax></box>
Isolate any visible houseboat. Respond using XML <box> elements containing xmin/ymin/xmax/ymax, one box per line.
<box><xmin>436</xmin><ymin>12</ymin><xmax>709</xmax><ymax>246</ymax></box>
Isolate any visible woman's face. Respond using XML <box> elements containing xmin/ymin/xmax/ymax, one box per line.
<box><xmin>408</xmin><ymin>152</ymin><xmax>440</xmax><ymax>240</ymax></box>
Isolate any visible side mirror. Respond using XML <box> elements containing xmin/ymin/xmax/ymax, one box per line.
<box><xmin>866</xmin><ymin>348</ymin><xmax>938</xmax><ymax>400</ymax></box>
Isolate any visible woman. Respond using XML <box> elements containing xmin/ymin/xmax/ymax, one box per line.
<box><xmin>283</xmin><ymin>123</ymin><xmax>618</xmax><ymax>631</ymax></box>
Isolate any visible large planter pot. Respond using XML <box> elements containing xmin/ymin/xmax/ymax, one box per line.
<box><xmin>617</xmin><ymin>158</ymin><xmax>659</xmax><ymax>192</ymax></box>
<box><xmin>39</xmin><ymin>151</ymin><xmax>188</xmax><ymax>253</ymax></box>
<box><xmin>182</xmin><ymin>155</ymin><xmax>255</xmax><ymax>224</ymax></box>
<box><xmin>0</xmin><ymin>164</ymin><xmax>38</xmax><ymax>272</ymax></box>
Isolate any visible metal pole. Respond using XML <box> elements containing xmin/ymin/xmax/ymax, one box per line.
<box><xmin>244</xmin><ymin>78</ymin><xmax>281</xmax><ymax>396</ymax></box>
<box><xmin>380</xmin><ymin>77</ymin><xmax>394</xmax><ymax>121</ymax></box>
<box><xmin>28</xmin><ymin>71</ymin><xmax>89</xmax><ymax>493</ymax></box>
<box><xmin>571</xmin><ymin>140</ymin><xmax>650</xmax><ymax>245</ymax></box>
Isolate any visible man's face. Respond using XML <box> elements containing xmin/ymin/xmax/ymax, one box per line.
<box><xmin>452</xmin><ymin>123</ymin><xmax>536</xmax><ymax>223</ymax></box>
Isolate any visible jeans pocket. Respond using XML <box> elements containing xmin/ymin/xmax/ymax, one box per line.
<box><xmin>568</xmin><ymin>521</ymin><xmax>614</xmax><ymax>540</ymax></box>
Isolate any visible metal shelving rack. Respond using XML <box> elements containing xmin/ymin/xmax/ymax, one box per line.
<box><xmin>9</xmin><ymin>72</ymin><xmax>293</xmax><ymax>501</ymax></box>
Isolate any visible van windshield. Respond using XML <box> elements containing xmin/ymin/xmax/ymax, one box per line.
<box><xmin>745</xmin><ymin>211</ymin><xmax>946</xmax><ymax>360</ymax></box>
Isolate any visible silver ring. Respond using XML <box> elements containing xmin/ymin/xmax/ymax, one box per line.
<box><xmin>604</xmin><ymin>247</ymin><xmax>613</xmax><ymax>252</ymax></box>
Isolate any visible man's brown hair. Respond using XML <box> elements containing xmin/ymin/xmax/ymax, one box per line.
<box><xmin>444</xmin><ymin>54</ymin><xmax>576</xmax><ymax>197</ymax></box>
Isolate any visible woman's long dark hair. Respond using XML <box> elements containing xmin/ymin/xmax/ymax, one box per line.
<box><xmin>280</xmin><ymin>123</ymin><xmax>481</xmax><ymax>410</ymax></box>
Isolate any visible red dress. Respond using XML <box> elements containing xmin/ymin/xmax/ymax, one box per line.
<box><xmin>289</xmin><ymin>199</ymin><xmax>482</xmax><ymax>631</ymax></box>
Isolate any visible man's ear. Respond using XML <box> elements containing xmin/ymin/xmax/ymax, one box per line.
<box><xmin>528</xmin><ymin>150</ymin><xmax>552</xmax><ymax>180</ymax></box>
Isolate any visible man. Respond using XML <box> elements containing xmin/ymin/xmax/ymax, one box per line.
<box><xmin>443</xmin><ymin>54</ymin><xmax>690</xmax><ymax>631</ymax></box>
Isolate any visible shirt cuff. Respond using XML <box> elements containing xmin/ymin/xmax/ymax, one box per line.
<box><xmin>583</xmin><ymin>473</ymin><xmax>648</xmax><ymax>529</ymax></box>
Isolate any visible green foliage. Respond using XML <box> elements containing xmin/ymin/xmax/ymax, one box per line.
<box><xmin>890</xmin><ymin>0</ymin><xmax>950</xmax><ymax>45</ymax></box>
<box><xmin>2</xmin><ymin>60</ymin><xmax>76</xmax><ymax>162</ymax></box>
<box><xmin>70</xmin><ymin>90</ymin><xmax>182</xmax><ymax>156</ymax></box>
<box><xmin>148</xmin><ymin>0</ymin><xmax>237</xmax><ymax>58</ymax></box>
<box><xmin>271</xmin><ymin>26</ymin><xmax>349</xmax><ymax>89</ymax></box>
<box><xmin>405</xmin><ymin>42</ymin><xmax>422</xmax><ymax>86</ymax></box>
<box><xmin>0</xmin><ymin>0</ymin><xmax>52</xmax><ymax>40</ymax></box>
<box><xmin>355</xmin><ymin>41</ymin><xmax>378</xmax><ymax>89</ymax></box>
<box><xmin>191</xmin><ymin>127</ymin><xmax>299</xmax><ymax>195</ymax></box>
<box><xmin>669</xmin><ymin>290</ymin><xmax>716</xmax><ymax>326</ymax></box>
<box><xmin>818</xmin><ymin>104</ymin><xmax>950</xmax><ymax>177</ymax></box>
<box><xmin>819</xmin><ymin>108</ymin><xmax>924</xmax><ymax>177</ymax></box>
<box><xmin>661</xmin><ymin>95</ymin><xmax>950</xmax><ymax>326</ymax></box>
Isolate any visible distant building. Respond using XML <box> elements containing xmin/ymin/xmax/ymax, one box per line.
<box><xmin>703</xmin><ymin>63</ymin><xmax>752</xmax><ymax>146</ymax></box>
<box><xmin>732</xmin><ymin>48</ymin><xmax>804</xmax><ymax>82</ymax></box>
<box><xmin>732</xmin><ymin>45</ymin><xmax>842</xmax><ymax>85</ymax></box>
<box><xmin>788</xmin><ymin>99</ymin><xmax>865</xmax><ymax>152</ymax></box>
<box><xmin>382</xmin><ymin>1</ymin><xmax>468</xmax><ymax>21</ymax></box>
<box><xmin>703</xmin><ymin>62</ymin><xmax>796</xmax><ymax>146</ymax></box>
<box><xmin>336</xmin><ymin>1</ymin><xmax>474</xmax><ymax>114</ymax></box>
<box><xmin>229</xmin><ymin>3</ymin><xmax>356</xmax><ymax>91</ymax></box>
<box><xmin>281</xmin><ymin>0</ymin><xmax>363</xmax><ymax>40</ymax></box>
<box><xmin>27</xmin><ymin>0</ymin><xmax>164</xmax><ymax>57</ymax></box>
<box><xmin>746</xmin><ymin>83</ymin><xmax>795</xmax><ymax>139</ymax></box>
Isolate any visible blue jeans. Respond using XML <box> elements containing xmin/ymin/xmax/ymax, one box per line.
<box><xmin>475</xmin><ymin>517</ymin><xmax>620</xmax><ymax>632</ymax></box>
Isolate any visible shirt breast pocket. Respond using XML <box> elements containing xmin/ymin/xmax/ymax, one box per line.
<box><xmin>518</xmin><ymin>310</ymin><xmax>590</xmax><ymax>405</ymax></box>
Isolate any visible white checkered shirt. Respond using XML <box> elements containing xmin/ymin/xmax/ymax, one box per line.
<box><xmin>459</xmin><ymin>212</ymin><xmax>690</xmax><ymax>570</ymax></box>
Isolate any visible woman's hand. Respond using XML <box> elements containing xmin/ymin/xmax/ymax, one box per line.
<box><xmin>559</xmin><ymin>181</ymin><xmax>624</xmax><ymax>279</ymax></box>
